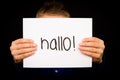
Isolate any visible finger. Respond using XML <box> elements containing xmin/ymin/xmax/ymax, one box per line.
<box><xmin>82</xmin><ymin>37</ymin><xmax>105</xmax><ymax>47</ymax></box>
<box><xmin>10</xmin><ymin>43</ymin><xmax>37</xmax><ymax>50</ymax></box>
<box><xmin>79</xmin><ymin>46</ymin><xmax>103</xmax><ymax>54</ymax></box>
<box><xmin>80</xmin><ymin>41</ymin><xmax>105</xmax><ymax>49</ymax></box>
<box><xmin>14</xmin><ymin>51</ymin><xmax>36</xmax><ymax>60</ymax></box>
<box><xmin>11</xmin><ymin>38</ymin><xmax>34</xmax><ymax>45</ymax></box>
<box><xmin>80</xmin><ymin>50</ymin><xmax>102</xmax><ymax>59</ymax></box>
<box><xmin>12</xmin><ymin>47</ymin><xmax>37</xmax><ymax>56</ymax></box>
<box><xmin>82</xmin><ymin>37</ymin><xmax>103</xmax><ymax>43</ymax></box>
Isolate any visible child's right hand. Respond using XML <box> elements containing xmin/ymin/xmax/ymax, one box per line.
<box><xmin>10</xmin><ymin>38</ymin><xmax>37</xmax><ymax>63</ymax></box>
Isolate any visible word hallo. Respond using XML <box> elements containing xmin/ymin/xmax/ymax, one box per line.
<box><xmin>40</xmin><ymin>36</ymin><xmax>75</xmax><ymax>51</ymax></box>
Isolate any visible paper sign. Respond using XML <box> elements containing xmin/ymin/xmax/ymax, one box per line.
<box><xmin>23</xmin><ymin>18</ymin><xmax>92</xmax><ymax>68</ymax></box>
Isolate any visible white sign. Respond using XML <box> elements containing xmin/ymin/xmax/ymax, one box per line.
<box><xmin>23</xmin><ymin>18</ymin><xmax>92</xmax><ymax>68</ymax></box>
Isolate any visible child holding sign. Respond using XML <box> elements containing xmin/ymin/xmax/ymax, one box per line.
<box><xmin>10</xmin><ymin>1</ymin><xmax>105</xmax><ymax>80</ymax></box>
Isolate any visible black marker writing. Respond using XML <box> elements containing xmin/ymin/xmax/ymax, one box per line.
<box><xmin>40</xmin><ymin>36</ymin><xmax>75</xmax><ymax>51</ymax></box>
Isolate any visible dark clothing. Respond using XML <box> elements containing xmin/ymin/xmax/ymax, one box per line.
<box><xmin>14</xmin><ymin>63</ymin><xmax>105</xmax><ymax>80</ymax></box>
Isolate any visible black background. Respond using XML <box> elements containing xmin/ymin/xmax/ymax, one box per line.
<box><xmin>1</xmin><ymin>0</ymin><xmax>118</xmax><ymax>79</ymax></box>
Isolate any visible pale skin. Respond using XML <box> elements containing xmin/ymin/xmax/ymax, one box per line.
<box><xmin>10</xmin><ymin>14</ymin><xmax>105</xmax><ymax>63</ymax></box>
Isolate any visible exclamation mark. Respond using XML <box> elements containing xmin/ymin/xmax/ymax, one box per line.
<box><xmin>73</xmin><ymin>36</ymin><xmax>75</xmax><ymax>51</ymax></box>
